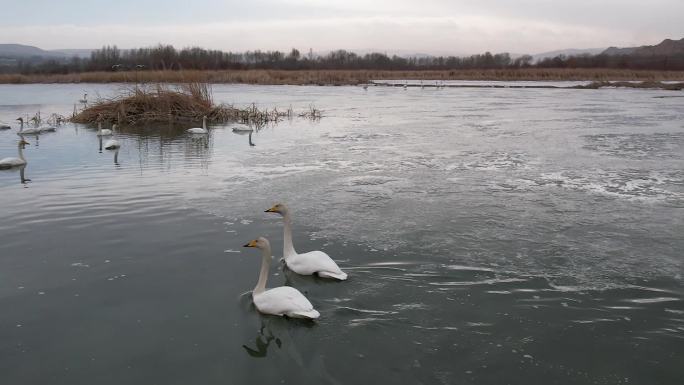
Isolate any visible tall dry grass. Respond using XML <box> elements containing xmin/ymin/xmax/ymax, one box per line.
<box><xmin>3</xmin><ymin>68</ymin><xmax>684</xmax><ymax>85</ymax></box>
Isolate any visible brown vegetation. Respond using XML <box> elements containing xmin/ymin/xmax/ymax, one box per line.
<box><xmin>71</xmin><ymin>83</ymin><xmax>321</xmax><ymax>125</ymax></box>
<box><xmin>3</xmin><ymin>68</ymin><xmax>684</xmax><ymax>85</ymax></box>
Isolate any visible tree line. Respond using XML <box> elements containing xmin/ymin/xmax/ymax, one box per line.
<box><xmin>3</xmin><ymin>44</ymin><xmax>684</xmax><ymax>74</ymax></box>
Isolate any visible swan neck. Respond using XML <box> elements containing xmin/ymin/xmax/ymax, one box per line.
<box><xmin>18</xmin><ymin>142</ymin><xmax>25</xmax><ymax>160</ymax></box>
<box><xmin>202</xmin><ymin>117</ymin><xmax>207</xmax><ymax>130</ymax></box>
<box><xmin>283</xmin><ymin>212</ymin><xmax>296</xmax><ymax>258</ymax></box>
<box><xmin>254</xmin><ymin>246</ymin><xmax>272</xmax><ymax>294</ymax></box>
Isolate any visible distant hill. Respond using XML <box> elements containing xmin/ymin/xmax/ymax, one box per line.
<box><xmin>532</xmin><ymin>48</ymin><xmax>606</xmax><ymax>62</ymax></box>
<box><xmin>0</xmin><ymin>43</ymin><xmax>57</xmax><ymax>58</ymax></box>
<box><xmin>603</xmin><ymin>38</ymin><xmax>684</xmax><ymax>56</ymax></box>
<box><xmin>0</xmin><ymin>44</ymin><xmax>93</xmax><ymax>59</ymax></box>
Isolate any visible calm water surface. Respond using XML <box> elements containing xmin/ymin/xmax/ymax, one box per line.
<box><xmin>0</xmin><ymin>83</ymin><xmax>683</xmax><ymax>384</ymax></box>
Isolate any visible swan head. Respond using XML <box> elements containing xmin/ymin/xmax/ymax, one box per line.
<box><xmin>19</xmin><ymin>139</ymin><xmax>29</xmax><ymax>146</ymax></box>
<box><xmin>16</xmin><ymin>117</ymin><xmax>23</xmax><ymax>123</ymax></box>
<box><xmin>243</xmin><ymin>237</ymin><xmax>271</xmax><ymax>251</ymax></box>
<box><xmin>264</xmin><ymin>203</ymin><xmax>289</xmax><ymax>216</ymax></box>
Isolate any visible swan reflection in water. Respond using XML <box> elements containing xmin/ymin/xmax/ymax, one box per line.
<box><xmin>242</xmin><ymin>320</ymin><xmax>283</xmax><ymax>358</ymax></box>
<box><xmin>242</xmin><ymin>315</ymin><xmax>316</xmax><ymax>359</ymax></box>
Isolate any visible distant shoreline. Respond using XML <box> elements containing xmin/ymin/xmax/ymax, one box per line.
<box><xmin>1</xmin><ymin>68</ymin><xmax>684</xmax><ymax>86</ymax></box>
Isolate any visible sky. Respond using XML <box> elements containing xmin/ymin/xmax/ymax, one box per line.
<box><xmin>1</xmin><ymin>0</ymin><xmax>683</xmax><ymax>55</ymax></box>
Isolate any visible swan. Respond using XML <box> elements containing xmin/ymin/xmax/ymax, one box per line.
<box><xmin>38</xmin><ymin>125</ymin><xmax>56</xmax><ymax>133</ymax></box>
<box><xmin>243</xmin><ymin>237</ymin><xmax>320</xmax><ymax>319</ymax></box>
<box><xmin>79</xmin><ymin>93</ymin><xmax>88</xmax><ymax>104</ymax></box>
<box><xmin>104</xmin><ymin>138</ymin><xmax>120</xmax><ymax>150</ymax></box>
<box><xmin>0</xmin><ymin>123</ymin><xmax>10</xmax><ymax>130</ymax></box>
<box><xmin>0</xmin><ymin>139</ymin><xmax>29</xmax><ymax>169</ymax></box>
<box><xmin>187</xmin><ymin>116</ymin><xmax>208</xmax><ymax>134</ymax></box>
<box><xmin>232</xmin><ymin>126</ymin><xmax>253</xmax><ymax>133</ymax></box>
<box><xmin>97</xmin><ymin>121</ymin><xmax>112</xmax><ymax>136</ymax></box>
<box><xmin>265</xmin><ymin>203</ymin><xmax>348</xmax><ymax>280</ymax></box>
<box><xmin>15</xmin><ymin>118</ymin><xmax>41</xmax><ymax>135</ymax></box>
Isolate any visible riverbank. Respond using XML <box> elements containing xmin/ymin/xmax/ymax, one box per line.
<box><xmin>2</xmin><ymin>68</ymin><xmax>684</xmax><ymax>85</ymax></box>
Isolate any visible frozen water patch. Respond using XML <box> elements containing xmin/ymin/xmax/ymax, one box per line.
<box><xmin>447</xmin><ymin>151</ymin><xmax>530</xmax><ymax>171</ymax></box>
<box><xmin>538</xmin><ymin>169</ymin><xmax>683</xmax><ymax>203</ymax></box>
<box><xmin>583</xmin><ymin>132</ymin><xmax>684</xmax><ymax>159</ymax></box>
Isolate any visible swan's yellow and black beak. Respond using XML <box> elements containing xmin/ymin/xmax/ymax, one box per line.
<box><xmin>243</xmin><ymin>240</ymin><xmax>258</xmax><ymax>248</ymax></box>
<box><xmin>264</xmin><ymin>205</ymin><xmax>278</xmax><ymax>213</ymax></box>
<box><xmin>20</xmin><ymin>140</ymin><xmax>29</xmax><ymax>145</ymax></box>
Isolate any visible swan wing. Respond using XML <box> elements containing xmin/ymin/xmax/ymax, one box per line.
<box><xmin>104</xmin><ymin>139</ymin><xmax>120</xmax><ymax>149</ymax></box>
<box><xmin>286</xmin><ymin>251</ymin><xmax>347</xmax><ymax>280</ymax></box>
<box><xmin>187</xmin><ymin>128</ymin><xmax>207</xmax><ymax>134</ymax></box>
<box><xmin>0</xmin><ymin>157</ymin><xmax>25</xmax><ymax>167</ymax></box>
<box><xmin>253</xmin><ymin>286</ymin><xmax>319</xmax><ymax>319</ymax></box>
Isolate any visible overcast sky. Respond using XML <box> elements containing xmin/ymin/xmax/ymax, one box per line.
<box><xmin>2</xmin><ymin>0</ymin><xmax>682</xmax><ymax>54</ymax></box>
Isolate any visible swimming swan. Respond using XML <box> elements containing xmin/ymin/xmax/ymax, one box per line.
<box><xmin>0</xmin><ymin>139</ymin><xmax>29</xmax><ymax>169</ymax></box>
<box><xmin>104</xmin><ymin>138</ymin><xmax>120</xmax><ymax>150</ymax></box>
<box><xmin>243</xmin><ymin>237</ymin><xmax>320</xmax><ymax>319</ymax></box>
<box><xmin>97</xmin><ymin>121</ymin><xmax>112</xmax><ymax>136</ymax></box>
<box><xmin>15</xmin><ymin>118</ymin><xmax>41</xmax><ymax>135</ymax></box>
<box><xmin>265</xmin><ymin>203</ymin><xmax>348</xmax><ymax>280</ymax></box>
<box><xmin>187</xmin><ymin>116</ymin><xmax>208</xmax><ymax>134</ymax></box>
<box><xmin>232</xmin><ymin>126</ymin><xmax>253</xmax><ymax>133</ymax></box>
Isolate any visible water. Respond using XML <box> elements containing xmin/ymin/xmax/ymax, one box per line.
<box><xmin>0</xmin><ymin>83</ymin><xmax>682</xmax><ymax>384</ymax></box>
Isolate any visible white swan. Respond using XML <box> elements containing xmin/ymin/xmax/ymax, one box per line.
<box><xmin>38</xmin><ymin>125</ymin><xmax>56</xmax><ymax>133</ymax></box>
<box><xmin>243</xmin><ymin>237</ymin><xmax>320</xmax><ymax>319</ymax></box>
<box><xmin>265</xmin><ymin>203</ymin><xmax>348</xmax><ymax>280</ymax></box>
<box><xmin>0</xmin><ymin>123</ymin><xmax>10</xmax><ymax>130</ymax></box>
<box><xmin>79</xmin><ymin>93</ymin><xmax>88</xmax><ymax>104</ymax></box>
<box><xmin>232</xmin><ymin>126</ymin><xmax>253</xmax><ymax>133</ymax></box>
<box><xmin>104</xmin><ymin>138</ymin><xmax>120</xmax><ymax>150</ymax></box>
<box><xmin>97</xmin><ymin>121</ymin><xmax>112</xmax><ymax>136</ymax></box>
<box><xmin>187</xmin><ymin>116</ymin><xmax>208</xmax><ymax>134</ymax></box>
<box><xmin>15</xmin><ymin>118</ymin><xmax>41</xmax><ymax>135</ymax></box>
<box><xmin>0</xmin><ymin>139</ymin><xmax>29</xmax><ymax>169</ymax></box>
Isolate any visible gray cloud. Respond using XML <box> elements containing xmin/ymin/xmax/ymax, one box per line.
<box><xmin>2</xmin><ymin>0</ymin><xmax>682</xmax><ymax>53</ymax></box>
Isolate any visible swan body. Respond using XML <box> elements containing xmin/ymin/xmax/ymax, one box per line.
<box><xmin>265</xmin><ymin>203</ymin><xmax>348</xmax><ymax>280</ymax></box>
<box><xmin>0</xmin><ymin>139</ymin><xmax>29</xmax><ymax>169</ymax></box>
<box><xmin>97</xmin><ymin>122</ymin><xmax>112</xmax><ymax>136</ymax></box>
<box><xmin>232</xmin><ymin>126</ymin><xmax>253</xmax><ymax>133</ymax></box>
<box><xmin>15</xmin><ymin>118</ymin><xmax>40</xmax><ymax>135</ymax></box>
<box><xmin>244</xmin><ymin>237</ymin><xmax>320</xmax><ymax>319</ymax></box>
<box><xmin>187</xmin><ymin>116</ymin><xmax>208</xmax><ymax>134</ymax></box>
<box><xmin>104</xmin><ymin>139</ymin><xmax>120</xmax><ymax>150</ymax></box>
<box><xmin>38</xmin><ymin>125</ymin><xmax>56</xmax><ymax>133</ymax></box>
<box><xmin>0</xmin><ymin>157</ymin><xmax>26</xmax><ymax>168</ymax></box>
<box><xmin>0</xmin><ymin>124</ymin><xmax>10</xmax><ymax>130</ymax></box>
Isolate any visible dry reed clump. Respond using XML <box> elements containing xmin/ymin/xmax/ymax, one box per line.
<box><xmin>70</xmin><ymin>83</ymin><xmax>321</xmax><ymax>125</ymax></box>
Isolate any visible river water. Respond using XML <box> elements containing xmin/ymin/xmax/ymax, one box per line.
<box><xmin>0</xmin><ymin>83</ymin><xmax>682</xmax><ymax>384</ymax></box>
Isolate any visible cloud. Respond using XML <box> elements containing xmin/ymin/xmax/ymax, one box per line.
<box><xmin>0</xmin><ymin>15</ymin><xmax>673</xmax><ymax>54</ymax></box>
